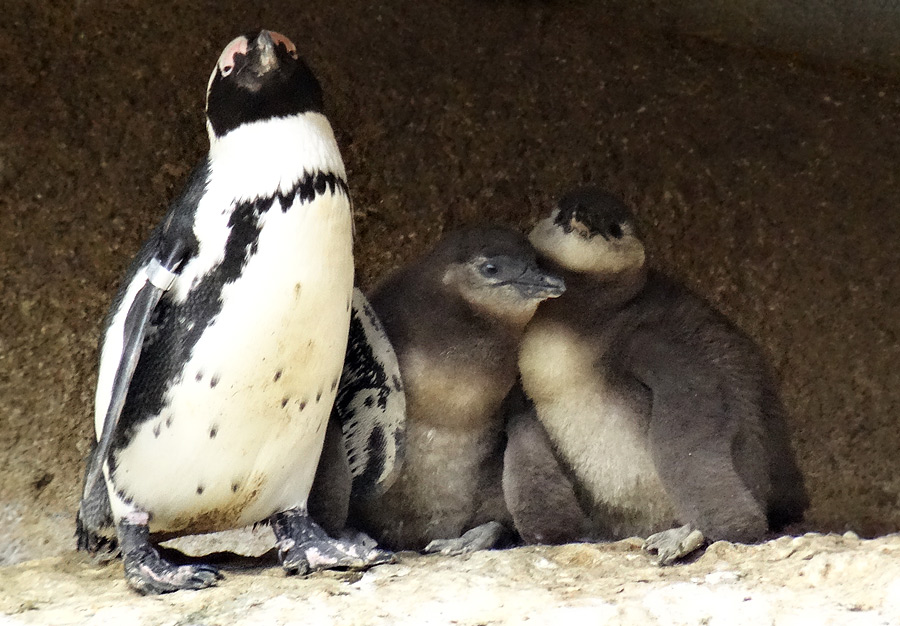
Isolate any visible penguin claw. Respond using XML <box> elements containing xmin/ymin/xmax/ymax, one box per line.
<box><xmin>279</xmin><ymin>539</ymin><xmax>393</xmax><ymax>574</ymax></box>
<box><xmin>277</xmin><ymin>529</ymin><xmax>394</xmax><ymax>574</ymax></box>
<box><xmin>423</xmin><ymin>538</ymin><xmax>467</xmax><ymax>556</ymax></box>
<box><xmin>124</xmin><ymin>550</ymin><xmax>223</xmax><ymax>595</ymax></box>
<box><xmin>423</xmin><ymin>521</ymin><xmax>509</xmax><ymax>556</ymax></box>
<box><xmin>272</xmin><ymin>509</ymin><xmax>394</xmax><ymax>575</ymax></box>
<box><xmin>117</xmin><ymin>518</ymin><xmax>223</xmax><ymax>594</ymax></box>
<box><xmin>643</xmin><ymin>524</ymin><xmax>706</xmax><ymax>566</ymax></box>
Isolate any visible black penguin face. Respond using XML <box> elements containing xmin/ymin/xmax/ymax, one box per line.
<box><xmin>554</xmin><ymin>187</ymin><xmax>636</xmax><ymax>241</ymax></box>
<box><xmin>206</xmin><ymin>30</ymin><xmax>324</xmax><ymax>138</ymax></box>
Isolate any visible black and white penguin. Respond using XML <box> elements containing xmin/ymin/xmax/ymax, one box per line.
<box><xmin>76</xmin><ymin>30</ymin><xmax>384</xmax><ymax>594</ymax></box>
<box><xmin>349</xmin><ymin>227</ymin><xmax>565</xmax><ymax>554</ymax></box>
<box><xmin>512</xmin><ymin>187</ymin><xmax>808</xmax><ymax>564</ymax></box>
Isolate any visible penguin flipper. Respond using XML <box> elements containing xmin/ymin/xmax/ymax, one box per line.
<box><xmin>758</xmin><ymin>378</ymin><xmax>809</xmax><ymax>529</ymax></box>
<box><xmin>331</xmin><ymin>288</ymin><xmax>406</xmax><ymax>499</ymax></box>
<box><xmin>80</xmin><ymin>162</ymin><xmax>207</xmax><ymax>513</ymax></box>
<box><xmin>80</xmin><ymin>277</ymin><xmax>168</xmax><ymax>510</ymax></box>
<box><xmin>626</xmin><ymin>328</ymin><xmax>769</xmax><ymax>543</ymax></box>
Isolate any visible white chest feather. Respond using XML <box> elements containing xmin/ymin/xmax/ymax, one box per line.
<box><xmin>174</xmin><ymin>112</ymin><xmax>347</xmax><ymax>304</ymax></box>
<box><xmin>101</xmin><ymin>113</ymin><xmax>354</xmax><ymax>533</ymax></box>
<box><xmin>520</xmin><ymin>319</ymin><xmax>675</xmax><ymax>536</ymax></box>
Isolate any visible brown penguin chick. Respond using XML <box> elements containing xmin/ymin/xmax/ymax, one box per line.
<box><xmin>511</xmin><ymin>187</ymin><xmax>808</xmax><ymax>565</ymax></box>
<box><xmin>350</xmin><ymin>226</ymin><xmax>565</xmax><ymax>554</ymax></box>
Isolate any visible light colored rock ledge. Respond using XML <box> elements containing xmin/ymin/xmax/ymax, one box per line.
<box><xmin>2</xmin><ymin>533</ymin><xmax>899</xmax><ymax>625</ymax></box>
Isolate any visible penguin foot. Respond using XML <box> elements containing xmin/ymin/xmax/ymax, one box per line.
<box><xmin>424</xmin><ymin>521</ymin><xmax>509</xmax><ymax>556</ymax></box>
<box><xmin>271</xmin><ymin>508</ymin><xmax>393</xmax><ymax>575</ymax></box>
<box><xmin>117</xmin><ymin>520</ymin><xmax>223</xmax><ymax>594</ymax></box>
<box><xmin>643</xmin><ymin>524</ymin><xmax>706</xmax><ymax>566</ymax></box>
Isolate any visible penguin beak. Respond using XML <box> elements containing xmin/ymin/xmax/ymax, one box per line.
<box><xmin>511</xmin><ymin>267</ymin><xmax>566</xmax><ymax>300</ymax></box>
<box><xmin>250</xmin><ymin>30</ymin><xmax>278</xmax><ymax>76</ymax></box>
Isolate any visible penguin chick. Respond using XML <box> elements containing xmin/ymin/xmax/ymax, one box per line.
<box><xmin>76</xmin><ymin>31</ymin><xmax>384</xmax><ymax>594</ymax></box>
<box><xmin>514</xmin><ymin>187</ymin><xmax>808</xmax><ymax>564</ymax></box>
<box><xmin>350</xmin><ymin>227</ymin><xmax>565</xmax><ymax>553</ymax></box>
<box><xmin>501</xmin><ymin>385</ymin><xmax>593</xmax><ymax>545</ymax></box>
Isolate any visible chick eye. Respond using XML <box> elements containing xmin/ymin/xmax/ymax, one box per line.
<box><xmin>608</xmin><ymin>223</ymin><xmax>623</xmax><ymax>239</ymax></box>
<box><xmin>481</xmin><ymin>263</ymin><xmax>499</xmax><ymax>277</ymax></box>
<box><xmin>221</xmin><ymin>64</ymin><xmax>234</xmax><ymax>76</ymax></box>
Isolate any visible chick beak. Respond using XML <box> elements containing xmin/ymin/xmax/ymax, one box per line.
<box><xmin>513</xmin><ymin>267</ymin><xmax>566</xmax><ymax>300</ymax></box>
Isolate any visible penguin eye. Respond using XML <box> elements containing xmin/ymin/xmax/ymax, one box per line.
<box><xmin>221</xmin><ymin>64</ymin><xmax>234</xmax><ymax>77</ymax></box>
<box><xmin>480</xmin><ymin>263</ymin><xmax>499</xmax><ymax>277</ymax></box>
<box><xmin>608</xmin><ymin>223</ymin><xmax>623</xmax><ymax>239</ymax></box>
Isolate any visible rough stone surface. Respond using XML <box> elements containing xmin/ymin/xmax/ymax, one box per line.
<box><xmin>610</xmin><ymin>1</ymin><xmax>900</xmax><ymax>72</ymax></box>
<box><xmin>1</xmin><ymin>0</ymin><xmax>899</xmax><ymax>621</ymax></box>
<box><xmin>2</xmin><ymin>534</ymin><xmax>900</xmax><ymax>625</ymax></box>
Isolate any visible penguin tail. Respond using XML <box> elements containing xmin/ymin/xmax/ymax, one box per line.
<box><xmin>75</xmin><ymin>443</ymin><xmax>119</xmax><ymax>559</ymax></box>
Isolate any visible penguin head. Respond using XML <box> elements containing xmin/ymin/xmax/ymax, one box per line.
<box><xmin>529</xmin><ymin>187</ymin><xmax>646</xmax><ymax>275</ymax></box>
<box><xmin>205</xmin><ymin>30</ymin><xmax>324</xmax><ymax>140</ymax></box>
<box><xmin>436</xmin><ymin>227</ymin><xmax>566</xmax><ymax>328</ymax></box>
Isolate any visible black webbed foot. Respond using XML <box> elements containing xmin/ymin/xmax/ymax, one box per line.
<box><xmin>271</xmin><ymin>508</ymin><xmax>393</xmax><ymax>575</ymax></box>
<box><xmin>118</xmin><ymin>519</ymin><xmax>223</xmax><ymax>594</ymax></box>
<box><xmin>643</xmin><ymin>524</ymin><xmax>706</xmax><ymax>565</ymax></box>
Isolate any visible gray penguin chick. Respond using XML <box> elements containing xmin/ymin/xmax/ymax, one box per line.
<box><xmin>513</xmin><ymin>187</ymin><xmax>808</xmax><ymax>564</ymax></box>
<box><xmin>350</xmin><ymin>226</ymin><xmax>565</xmax><ymax>554</ymax></box>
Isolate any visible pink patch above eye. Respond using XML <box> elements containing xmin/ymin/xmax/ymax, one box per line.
<box><xmin>267</xmin><ymin>30</ymin><xmax>298</xmax><ymax>57</ymax></box>
<box><xmin>217</xmin><ymin>35</ymin><xmax>249</xmax><ymax>73</ymax></box>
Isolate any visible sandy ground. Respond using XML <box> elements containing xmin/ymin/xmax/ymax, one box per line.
<box><xmin>3</xmin><ymin>534</ymin><xmax>900</xmax><ymax>625</ymax></box>
<box><xmin>0</xmin><ymin>0</ymin><xmax>898</xmax><ymax>612</ymax></box>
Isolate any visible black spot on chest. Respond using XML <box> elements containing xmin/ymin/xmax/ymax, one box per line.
<box><xmin>108</xmin><ymin>171</ymin><xmax>349</xmax><ymax>470</ymax></box>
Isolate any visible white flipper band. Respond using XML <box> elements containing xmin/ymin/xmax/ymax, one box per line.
<box><xmin>145</xmin><ymin>258</ymin><xmax>179</xmax><ymax>291</ymax></box>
